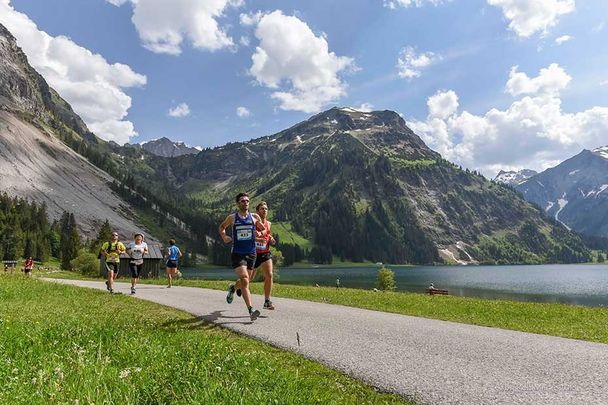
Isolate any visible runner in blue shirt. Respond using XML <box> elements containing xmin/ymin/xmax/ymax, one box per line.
<box><xmin>164</xmin><ymin>239</ymin><xmax>182</xmax><ymax>288</ymax></box>
<box><xmin>218</xmin><ymin>192</ymin><xmax>267</xmax><ymax>321</ymax></box>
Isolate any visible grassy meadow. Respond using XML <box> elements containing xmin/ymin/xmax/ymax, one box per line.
<box><xmin>0</xmin><ymin>274</ymin><xmax>404</xmax><ymax>404</ymax></box>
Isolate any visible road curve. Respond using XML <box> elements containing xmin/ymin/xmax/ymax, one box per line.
<box><xmin>46</xmin><ymin>279</ymin><xmax>608</xmax><ymax>405</ymax></box>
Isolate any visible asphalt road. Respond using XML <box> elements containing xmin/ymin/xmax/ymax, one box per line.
<box><xmin>46</xmin><ymin>279</ymin><xmax>608</xmax><ymax>405</ymax></box>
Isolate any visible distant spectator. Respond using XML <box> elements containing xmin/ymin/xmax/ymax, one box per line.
<box><xmin>24</xmin><ymin>257</ymin><xmax>33</xmax><ymax>278</ymax></box>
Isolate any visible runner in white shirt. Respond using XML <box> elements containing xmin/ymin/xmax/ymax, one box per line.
<box><xmin>126</xmin><ymin>233</ymin><xmax>148</xmax><ymax>295</ymax></box>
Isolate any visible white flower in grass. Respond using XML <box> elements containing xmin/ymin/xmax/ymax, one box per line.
<box><xmin>119</xmin><ymin>369</ymin><xmax>131</xmax><ymax>379</ymax></box>
<box><xmin>31</xmin><ymin>377</ymin><xmax>37</xmax><ymax>385</ymax></box>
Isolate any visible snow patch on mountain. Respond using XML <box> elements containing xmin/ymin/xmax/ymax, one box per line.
<box><xmin>592</xmin><ymin>145</ymin><xmax>608</xmax><ymax>159</ymax></box>
<box><xmin>555</xmin><ymin>194</ymin><xmax>570</xmax><ymax>230</ymax></box>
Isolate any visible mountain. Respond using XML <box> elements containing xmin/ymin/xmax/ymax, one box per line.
<box><xmin>138</xmin><ymin>137</ymin><xmax>200</xmax><ymax>157</ymax></box>
<box><xmin>516</xmin><ymin>147</ymin><xmax>608</xmax><ymax>237</ymax></box>
<box><xmin>494</xmin><ymin>169</ymin><xmax>538</xmax><ymax>186</ymax></box>
<box><xmin>0</xmin><ymin>22</ymin><xmax>593</xmax><ymax>264</ymax></box>
<box><xmin>120</xmin><ymin>107</ymin><xmax>592</xmax><ymax>265</ymax></box>
<box><xmin>0</xmin><ymin>23</ymin><xmax>147</xmax><ymax>238</ymax></box>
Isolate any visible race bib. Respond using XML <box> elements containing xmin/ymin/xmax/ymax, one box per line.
<box><xmin>256</xmin><ymin>240</ymin><xmax>267</xmax><ymax>250</ymax></box>
<box><xmin>236</xmin><ymin>228</ymin><xmax>252</xmax><ymax>241</ymax></box>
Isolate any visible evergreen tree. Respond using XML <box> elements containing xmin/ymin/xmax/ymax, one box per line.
<box><xmin>60</xmin><ymin>212</ymin><xmax>81</xmax><ymax>270</ymax></box>
<box><xmin>90</xmin><ymin>219</ymin><xmax>113</xmax><ymax>254</ymax></box>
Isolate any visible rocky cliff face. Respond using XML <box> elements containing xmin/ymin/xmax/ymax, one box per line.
<box><xmin>516</xmin><ymin>147</ymin><xmax>608</xmax><ymax>237</ymax></box>
<box><xmin>0</xmin><ymin>23</ymin><xmax>147</xmax><ymax>239</ymax></box>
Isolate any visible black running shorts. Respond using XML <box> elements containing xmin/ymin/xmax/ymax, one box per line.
<box><xmin>166</xmin><ymin>260</ymin><xmax>178</xmax><ymax>269</ymax></box>
<box><xmin>231</xmin><ymin>253</ymin><xmax>256</xmax><ymax>270</ymax></box>
<box><xmin>106</xmin><ymin>262</ymin><xmax>119</xmax><ymax>273</ymax></box>
<box><xmin>129</xmin><ymin>262</ymin><xmax>143</xmax><ymax>278</ymax></box>
<box><xmin>254</xmin><ymin>252</ymin><xmax>272</xmax><ymax>269</ymax></box>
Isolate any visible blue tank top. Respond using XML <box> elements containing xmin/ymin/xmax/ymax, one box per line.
<box><xmin>168</xmin><ymin>245</ymin><xmax>180</xmax><ymax>261</ymax></box>
<box><xmin>232</xmin><ymin>212</ymin><xmax>256</xmax><ymax>254</ymax></box>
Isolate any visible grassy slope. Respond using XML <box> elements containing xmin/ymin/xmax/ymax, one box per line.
<box><xmin>0</xmin><ymin>275</ymin><xmax>403</xmax><ymax>404</ymax></box>
<box><xmin>44</xmin><ymin>271</ymin><xmax>608</xmax><ymax>344</ymax></box>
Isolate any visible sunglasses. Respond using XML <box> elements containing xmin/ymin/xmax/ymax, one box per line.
<box><xmin>112</xmin><ymin>234</ymin><xmax>118</xmax><ymax>237</ymax></box>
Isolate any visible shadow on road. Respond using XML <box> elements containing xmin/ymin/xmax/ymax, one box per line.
<box><xmin>161</xmin><ymin>310</ymin><xmax>260</xmax><ymax>329</ymax></box>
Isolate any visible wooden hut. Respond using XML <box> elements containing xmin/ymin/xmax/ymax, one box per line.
<box><xmin>99</xmin><ymin>243</ymin><xmax>164</xmax><ymax>279</ymax></box>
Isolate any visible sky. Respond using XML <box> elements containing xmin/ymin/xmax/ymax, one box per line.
<box><xmin>0</xmin><ymin>0</ymin><xmax>607</xmax><ymax>177</ymax></box>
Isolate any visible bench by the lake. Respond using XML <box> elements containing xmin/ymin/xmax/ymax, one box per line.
<box><xmin>427</xmin><ymin>288</ymin><xmax>449</xmax><ymax>295</ymax></box>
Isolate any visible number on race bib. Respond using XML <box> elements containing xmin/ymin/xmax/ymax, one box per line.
<box><xmin>237</xmin><ymin>229</ymin><xmax>252</xmax><ymax>241</ymax></box>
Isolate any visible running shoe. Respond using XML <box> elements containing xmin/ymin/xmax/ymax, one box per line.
<box><xmin>236</xmin><ymin>288</ymin><xmax>242</xmax><ymax>297</ymax></box>
<box><xmin>105</xmin><ymin>281</ymin><xmax>110</xmax><ymax>291</ymax></box>
<box><xmin>226</xmin><ymin>284</ymin><xmax>235</xmax><ymax>304</ymax></box>
<box><xmin>109</xmin><ymin>288</ymin><xmax>113</xmax><ymax>294</ymax></box>
<box><xmin>249</xmin><ymin>309</ymin><xmax>261</xmax><ymax>321</ymax></box>
<box><xmin>263</xmin><ymin>300</ymin><xmax>275</xmax><ymax>310</ymax></box>
<box><xmin>166</xmin><ymin>285</ymin><xmax>171</xmax><ymax>288</ymax></box>
<box><xmin>131</xmin><ymin>287</ymin><xmax>136</xmax><ymax>295</ymax></box>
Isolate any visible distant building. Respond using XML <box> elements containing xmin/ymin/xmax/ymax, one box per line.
<box><xmin>99</xmin><ymin>243</ymin><xmax>164</xmax><ymax>278</ymax></box>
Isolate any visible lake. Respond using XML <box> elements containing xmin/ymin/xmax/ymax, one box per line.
<box><xmin>180</xmin><ymin>264</ymin><xmax>608</xmax><ymax>307</ymax></box>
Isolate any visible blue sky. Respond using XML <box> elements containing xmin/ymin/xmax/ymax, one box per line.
<box><xmin>1</xmin><ymin>0</ymin><xmax>607</xmax><ymax>176</ymax></box>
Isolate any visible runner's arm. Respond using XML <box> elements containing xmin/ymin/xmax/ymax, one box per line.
<box><xmin>219</xmin><ymin>214</ymin><xmax>234</xmax><ymax>244</ymax></box>
<box><xmin>268</xmin><ymin>221</ymin><xmax>276</xmax><ymax>245</ymax></box>
<box><xmin>252</xmin><ymin>213</ymin><xmax>267</xmax><ymax>235</ymax></box>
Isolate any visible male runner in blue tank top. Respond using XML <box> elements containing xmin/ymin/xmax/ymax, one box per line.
<box><xmin>218</xmin><ymin>192</ymin><xmax>267</xmax><ymax>321</ymax></box>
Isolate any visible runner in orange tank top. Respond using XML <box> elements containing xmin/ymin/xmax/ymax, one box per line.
<box><xmin>253</xmin><ymin>201</ymin><xmax>276</xmax><ymax>310</ymax></box>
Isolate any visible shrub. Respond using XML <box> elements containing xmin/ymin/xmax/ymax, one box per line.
<box><xmin>70</xmin><ymin>250</ymin><xmax>99</xmax><ymax>276</ymax></box>
<box><xmin>376</xmin><ymin>266</ymin><xmax>396</xmax><ymax>291</ymax></box>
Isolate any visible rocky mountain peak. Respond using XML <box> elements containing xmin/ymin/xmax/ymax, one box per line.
<box><xmin>140</xmin><ymin>137</ymin><xmax>200</xmax><ymax>157</ymax></box>
<box><xmin>268</xmin><ymin>106</ymin><xmax>436</xmax><ymax>160</ymax></box>
<box><xmin>494</xmin><ymin>169</ymin><xmax>538</xmax><ymax>186</ymax></box>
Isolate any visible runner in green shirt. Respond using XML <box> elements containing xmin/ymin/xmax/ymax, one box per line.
<box><xmin>100</xmin><ymin>231</ymin><xmax>126</xmax><ymax>293</ymax></box>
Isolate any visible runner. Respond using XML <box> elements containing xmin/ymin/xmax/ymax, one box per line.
<box><xmin>100</xmin><ymin>232</ymin><xmax>126</xmax><ymax>293</ymax></box>
<box><xmin>23</xmin><ymin>256</ymin><xmax>33</xmax><ymax>278</ymax></box>
<box><xmin>164</xmin><ymin>239</ymin><xmax>182</xmax><ymax>288</ymax></box>
<box><xmin>126</xmin><ymin>233</ymin><xmax>148</xmax><ymax>295</ymax></box>
<box><xmin>252</xmin><ymin>201</ymin><xmax>276</xmax><ymax>310</ymax></box>
<box><xmin>219</xmin><ymin>192</ymin><xmax>266</xmax><ymax>321</ymax></box>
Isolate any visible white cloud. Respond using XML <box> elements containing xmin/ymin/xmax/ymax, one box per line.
<box><xmin>240</xmin><ymin>11</ymin><xmax>262</xmax><ymax>26</ymax></box>
<box><xmin>505</xmin><ymin>63</ymin><xmax>571</xmax><ymax>97</ymax></box>
<box><xmin>554</xmin><ymin>34</ymin><xmax>572</xmax><ymax>45</ymax></box>
<box><xmin>600</xmin><ymin>80</ymin><xmax>608</xmax><ymax>87</ymax></box>
<box><xmin>239</xmin><ymin>36</ymin><xmax>250</xmax><ymax>47</ymax></box>
<box><xmin>427</xmin><ymin>90</ymin><xmax>459</xmax><ymax>119</ymax></box>
<box><xmin>0</xmin><ymin>0</ymin><xmax>146</xmax><ymax>144</ymax></box>
<box><xmin>410</xmin><ymin>64</ymin><xmax>608</xmax><ymax>176</ymax></box>
<box><xmin>487</xmin><ymin>0</ymin><xmax>575</xmax><ymax>38</ymax></box>
<box><xmin>236</xmin><ymin>106</ymin><xmax>251</xmax><ymax>118</ymax></box>
<box><xmin>108</xmin><ymin>0</ymin><xmax>242</xmax><ymax>55</ymax></box>
<box><xmin>249</xmin><ymin>10</ymin><xmax>354</xmax><ymax>113</ymax></box>
<box><xmin>105</xmin><ymin>0</ymin><xmax>129</xmax><ymax>5</ymax></box>
<box><xmin>397</xmin><ymin>46</ymin><xmax>440</xmax><ymax>79</ymax></box>
<box><xmin>168</xmin><ymin>103</ymin><xmax>191</xmax><ymax>118</ymax></box>
<box><xmin>383</xmin><ymin>0</ymin><xmax>450</xmax><ymax>9</ymax></box>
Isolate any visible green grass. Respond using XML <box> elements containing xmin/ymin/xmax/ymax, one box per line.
<box><xmin>0</xmin><ymin>275</ymin><xmax>404</xmax><ymax>404</ymax></box>
<box><xmin>272</xmin><ymin>222</ymin><xmax>312</xmax><ymax>249</ymax></box>
<box><xmin>44</xmin><ymin>271</ymin><xmax>608</xmax><ymax>344</ymax></box>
